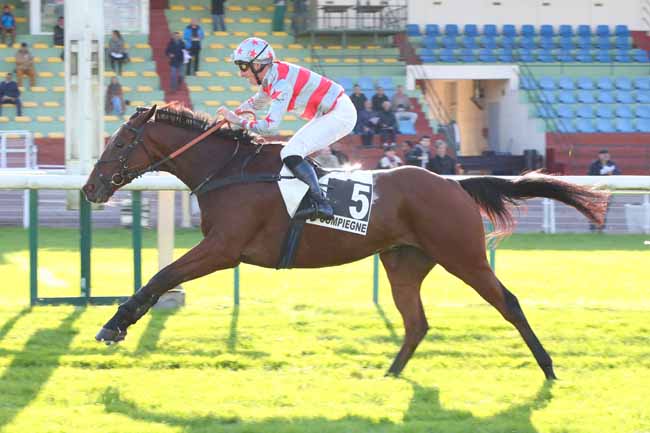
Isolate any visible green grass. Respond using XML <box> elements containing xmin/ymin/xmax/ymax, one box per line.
<box><xmin>0</xmin><ymin>229</ymin><xmax>649</xmax><ymax>433</ymax></box>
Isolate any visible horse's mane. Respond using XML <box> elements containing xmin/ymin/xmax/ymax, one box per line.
<box><xmin>136</xmin><ymin>102</ymin><xmax>258</xmax><ymax>145</ymax></box>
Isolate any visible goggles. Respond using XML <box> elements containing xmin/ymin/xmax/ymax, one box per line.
<box><xmin>235</xmin><ymin>60</ymin><xmax>250</xmax><ymax>72</ymax></box>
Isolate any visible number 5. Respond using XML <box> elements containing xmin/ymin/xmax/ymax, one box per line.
<box><xmin>349</xmin><ymin>183</ymin><xmax>370</xmax><ymax>219</ymax></box>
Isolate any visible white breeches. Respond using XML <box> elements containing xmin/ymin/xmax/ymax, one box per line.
<box><xmin>280</xmin><ymin>94</ymin><xmax>357</xmax><ymax>159</ymax></box>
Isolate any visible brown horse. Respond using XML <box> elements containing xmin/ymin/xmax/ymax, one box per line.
<box><xmin>83</xmin><ymin>104</ymin><xmax>608</xmax><ymax>380</ymax></box>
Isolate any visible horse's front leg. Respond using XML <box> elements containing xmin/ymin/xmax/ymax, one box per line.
<box><xmin>96</xmin><ymin>236</ymin><xmax>238</xmax><ymax>344</ymax></box>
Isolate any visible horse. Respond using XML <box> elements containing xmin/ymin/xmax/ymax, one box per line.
<box><xmin>83</xmin><ymin>103</ymin><xmax>609</xmax><ymax>380</ymax></box>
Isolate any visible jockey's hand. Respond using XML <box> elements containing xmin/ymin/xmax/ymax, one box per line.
<box><xmin>217</xmin><ymin>107</ymin><xmax>243</xmax><ymax>127</ymax></box>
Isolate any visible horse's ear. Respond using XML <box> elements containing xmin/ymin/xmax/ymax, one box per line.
<box><xmin>137</xmin><ymin>104</ymin><xmax>156</xmax><ymax>125</ymax></box>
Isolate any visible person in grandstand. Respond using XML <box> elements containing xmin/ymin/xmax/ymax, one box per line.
<box><xmin>215</xmin><ymin>37</ymin><xmax>356</xmax><ymax>220</ymax></box>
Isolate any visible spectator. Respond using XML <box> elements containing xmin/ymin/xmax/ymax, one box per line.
<box><xmin>377</xmin><ymin>100</ymin><xmax>399</xmax><ymax>148</ymax></box>
<box><xmin>15</xmin><ymin>43</ymin><xmax>36</xmax><ymax>89</ymax></box>
<box><xmin>211</xmin><ymin>0</ymin><xmax>226</xmax><ymax>32</ymax></box>
<box><xmin>588</xmin><ymin>148</ymin><xmax>621</xmax><ymax>175</ymax></box>
<box><xmin>405</xmin><ymin>135</ymin><xmax>432</xmax><ymax>167</ymax></box>
<box><xmin>0</xmin><ymin>73</ymin><xmax>22</xmax><ymax>117</ymax></box>
<box><xmin>391</xmin><ymin>85</ymin><xmax>418</xmax><ymax>124</ymax></box>
<box><xmin>108</xmin><ymin>30</ymin><xmax>128</xmax><ymax>76</ymax></box>
<box><xmin>314</xmin><ymin>147</ymin><xmax>341</xmax><ymax>168</ymax></box>
<box><xmin>371</xmin><ymin>86</ymin><xmax>388</xmax><ymax>112</ymax></box>
<box><xmin>53</xmin><ymin>16</ymin><xmax>64</xmax><ymax>46</ymax></box>
<box><xmin>272</xmin><ymin>0</ymin><xmax>286</xmax><ymax>32</ymax></box>
<box><xmin>1</xmin><ymin>4</ymin><xmax>15</xmax><ymax>46</ymax></box>
<box><xmin>357</xmin><ymin>100</ymin><xmax>379</xmax><ymax>148</ymax></box>
<box><xmin>105</xmin><ymin>77</ymin><xmax>125</xmax><ymax>115</ymax></box>
<box><xmin>183</xmin><ymin>19</ymin><xmax>204</xmax><ymax>76</ymax></box>
<box><xmin>378</xmin><ymin>144</ymin><xmax>403</xmax><ymax>169</ymax></box>
<box><xmin>350</xmin><ymin>84</ymin><xmax>367</xmax><ymax>132</ymax></box>
<box><xmin>165</xmin><ymin>32</ymin><xmax>185</xmax><ymax>92</ymax></box>
<box><xmin>330</xmin><ymin>141</ymin><xmax>349</xmax><ymax>166</ymax></box>
<box><xmin>428</xmin><ymin>140</ymin><xmax>459</xmax><ymax>175</ymax></box>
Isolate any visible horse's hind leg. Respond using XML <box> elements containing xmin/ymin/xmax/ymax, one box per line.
<box><xmin>380</xmin><ymin>246</ymin><xmax>436</xmax><ymax>376</ymax></box>
<box><xmin>446</xmin><ymin>261</ymin><xmax>557</xmax><ymax>380</ymax></box>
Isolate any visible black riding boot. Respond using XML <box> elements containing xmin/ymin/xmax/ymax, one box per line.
<box><xmin>284</xmin><ymin>156</ymin><xmax>334</xmax><ymax>220</ymax></box>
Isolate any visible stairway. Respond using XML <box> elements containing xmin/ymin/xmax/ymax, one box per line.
<box><xmin>149</xmin><ymin>7</ymin><xmax>192</xmax><ymax>107</ymax></box>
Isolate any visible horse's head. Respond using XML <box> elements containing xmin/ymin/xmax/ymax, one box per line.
<box><xmin>83</xmin><ymin>105</ymin><xmax>157</xmax><ymax>203</ymax></box>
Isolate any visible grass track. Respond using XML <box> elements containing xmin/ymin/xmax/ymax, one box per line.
<box><xmin>0</xmin><ymin>229</ymin><xmax>648</xmax><ymax>433</ymax></box>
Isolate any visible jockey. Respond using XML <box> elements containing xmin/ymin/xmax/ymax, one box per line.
<box><xmin>216</xmin><ymin>37</ymin><xmax>357</xmax><ymax>220</ymax></box>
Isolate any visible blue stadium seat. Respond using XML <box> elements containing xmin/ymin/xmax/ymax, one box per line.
<box><xmin>558</xmin><ymin>37</ymin><xmax>573</xmax><ymax>50</ymax></box>
<box><xmin>575</xmin><ymin>119</ymin><xmax>596</xmax><ymax>132</ymax></box>
<box><xmin>615</xmin><ymin>105</ymin><xmax>634</xmax><ymax>118</ymax></box>
<box><xmin>557</xmin><ymin>119</ymin><xmax>576</xmax><ymax>133</ymax></box>
<box><xmin>539</xmin><ymin>37</ymin><xmax>555</xmax><ymax>50</ymax></box>
<box><xmin>615</xmin><ymin>118</ymin><xmax>635</xmax><ymax>132</ymax></box>
<box><xmin>597</xmin><ymin>77</ymin><xmax>614</xmax><ymax>90</ymax></box>
<box><xmin>616</xmin><ymin>91</ymin><xmax>634</xmax><ymax>104</ymax></box>
<box><xmin>478</xmin><ymin>48</ymin><xmax>497</xmax><ymax>62</ymax></box>
<box><xmin>556</xmin><ymin>104</ymin><xmax>574</xmax><ymax>118</ymax></box>
<box><xmin>615</xmin><ymin>37</ymin><xmax>631</xmax><ymax>50</ymax></box>
<box><xmin>556</xmin><ymin>50</ymin><xmax>574</xmax><ymax>62</ymax></box>
<box><xmin>615</xmin><ymin>25</ymin><xmax>629</xmax><ymax>37</ymax></box>
<box><xmin>502</xmin><ymin>24</ymin><xmax>517</xmax><ymax>37</ymax></box>
<box><xmin>634</xmin><ymin>77</ymin><xmax>650</xmax><ymax>90</ymax></box>
<box><xmin>615</xmin><ymin>77</ymin><xmax>633</xmax><ymax>90</ymax></box>
<box><xmin>483</xmin><ymin>24</ymin><xmax>498</xmax><ymax>37</ymax></box>
<box><xmin>500</xmin><ymin>37</ymin><xmax>516</xmax><ymax>49</ymax></box>
<box><xmin>577</xmin><ymin>77</ymin><xmax>595</xmax><ymax>90</ymax></box>
<box><xmin>482</xmin><ymin>36</ymin><xmax>498</xmax><ymax>49</ymax></box>
<box><xmin>519</xmin><ymin>49</ymin><xmax>535</xmax><ymax>62</ymax></box>
<box><xmin>537</xmin><ymin>106</ymin><xmax>555</xmax><ymax>118</ymax></box>
<box><xmin>378</xmin><ymin>77</ymin><xmax>395</xmax><ymax>91</ymax></box>
<box><xmin>559</xmin><ymin>25</ymin><xmax>573</xmax><ymax>37</ymax></box>
<box><xmin>577</xmin><ymin>105</ymin><xmax>595</xmax><ymax>118</ymax></box>
<box><xmin>358</xmin><ymin>77</ymin><xmax>375</xmax><ymax>91</ymax></box>
<box><xmin>615</xmin><ymin>50</ymin><xmax>632</xmax><ymax>63</ymax></box>
<box><xmin>422</xmin><ymin>36</ymin><xmax>438</xmax><ymax>48</ymax></box>
<box><xmin>406</xmin><ymin>24</ymin><xmax>420</xmax><ymax>36</ymax></box>
<box><xmin>596</xmin><ymin>25</ymin><xmax>610</xmax><ymax>37</ymax></box>
<box><xmin>636</xmin><ymin>105</ymin><xmax>650</xmax><ymax>118</ymax></box>
<box><xmin>596</xmin><ymin>119</ymin><xmax>615</xmax><ymax>132</ymax></box>
<box><xmin>595</xmin><ymin>51</ymin><xmax>612</xmax><ymax>63</ymax></box>
<box><xmin>398</xmin><ymin>118</ymin><xmax>416</xmax><ymax>135</ymax></box>
<box><xmin>419</xmin><ymin>48</ymin><xmax>434</xmax><ymax>57</ymax></box>
<box><xmin>576</xmin><ymin>50</ymin><xmax>593</xmax><ymax>62</ymax></box>
<box><xmin>442</xmin><ymin>36</ymin><xmax>457</xmax><ymax>48</ymax></box>
<box><xmin>464</xmin><ymin>24</ymin><xmax>479</xmax><ymax>37</ymax></box>
<box><xmin>637</xmin><ymin>118</ymin><xmax>650</xmax><ymax>132</ymax></box>
<box><xmin>578</xmin><ymin>91</ymin><xmax>596</xmax><ymax>103</ymax></box>
<box><xmin>445</xmin><ymin>24</ymin><xmax>459</xmax><ymax>36</ymax></box>
<box><xmin>520</xmin><ymin>37</ymin><xmax>536</xmax><ymax>49</ymax></box>
<box><xmin>596</xmin><ymin>37</ymin><xmax>611</xmax><ymax>49</ymax></box>
<box><xmin>460</xmin><ymin>49</ymin><xmax>477</xmax><ymax>62</ymax></box>
<box><xmin>338</xmin><ymin>77</ymin><xmax>354</xmax><ymax>91</ymax></box>
<box><xmin>539</xmin><ymin>77</ymin><xmax>555</xmax><ymax>90</ymax></box>
<box><xmin>425</xmin><ymin>24</ymin><xmax>440</xmax><ymax>36</ymax></box>
<box><xmin>539</xmin><ymin>90</ymin><xmax>556</xmax><ymax>103</ymax></box>
<box><xmin>597</xmin><ymin>91</ymin><xmax>615</xmax><ymax>103</ymax></box>
<box><xmin>577</xmin><ymin>25</ymin><xmax>591</xmax><ymax>37</ymax></box>
<box><xmin>498</xmin><ymin>49</ymin><xmax>515</xmax><ymax>62</ymax></box>
<box><xmin>439</xmin><ymin>48</ymin><xmax>456</xmax><ymax>62</ymax></box>
<box><xmin>558</xmin><ymin>77</ymin><xmax>575</xmax><ymax>90</ymax></box>
<box><xmin>537</xmin><ymin>50</ymin><xmax>554</xmax><ymax>62</ymax></box>
<box><xmin>420</xmin><ymin>55</ymin><xmax>436</xmax><ymax>63</ymax></box>
<box><xmin>577</xmin><ymin>37</ymin><xmax>592</xmax><ymax>49</ymax></box>
<box><xmin>540</xmin><ymin>25</ymin><xmax>554</xmax><ymax>37</ymax></box>
<box><xmin>520</xmin><ymin>76</ymin><xmax>537</xmax><ymax>90</ymax></box>
<box><xmin>462</xmin><ymin>36</ymin><xmax>478</xmax><ymax>48</ymax></box>
<box><xmin>596</xmin><ymin>105</ymin><xmax>614</xmax><ymax>118</ymax></box>
<box><xmin>558</xmin><ymin>90</ymin><xmax>576</xmax><ymax>103</ymax></box>
<box><xmin>632</xmin><ymin>49</ymin><xmax>649</xmax><ymax>63</ymax></box>
<box><xmin>521</xmin><ymin>24</ymin><xmax>535</xmax><ymax>37</ymax></box>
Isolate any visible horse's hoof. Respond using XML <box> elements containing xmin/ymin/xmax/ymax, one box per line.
<box><xmin>95</xmin><ymin>327</ymin><xmax>126</xmax><ymax>345</ymax></box>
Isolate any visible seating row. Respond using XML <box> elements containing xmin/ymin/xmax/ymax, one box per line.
<box><xmin>408</xmin><ymin>24</ymin><xmax>630</xmax><ymax>38</ymax></box>
<box><xmin>521</xmin><ymin>76</ymin><xmax>650</xmax><ymax>91</ymax></box>
<box><xmin>421</xmin><ymin>49</ymin><xmax>649</xmax><ymax>63</ymax></box>
<box><xmin>537</xmin><ymin>104</ymin><xmax>650</xmax><ymax>119</ymax></box>
<box><xmin>539</xmin><ymin>117</ymin><xmax>650</xmax><ymax>133</ymax></box>
<box><xmin>533</xmin><ymin>90</ymin><xmax>650</xmax><ymax>104</ymax></box>
<box><xmin>418</xmin><ymin>36</ymin><xmax>632</xmax><ymax>50</ymax></box>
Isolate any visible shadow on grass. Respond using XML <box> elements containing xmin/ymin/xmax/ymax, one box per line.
<box><xmin>0</xmin><ymin>307</ymin><xmax>30</xmax><ymax>342</ymax></box>
<box><xmin>99</xmin><ymin>379</ymin><xmax>554</xmax><ymax>433</ymax></box>
<box><xmin>374</xmin><ymin>304</ymin><xmax>399</xmax><ymax>344</ymax></box>
<box><xmin>0</xmin><ymin>308</ymin><xmax>83</xmax><ymax>429</ymax></box>
<box><xmin>228</xmin><ymin>306</ymin><xmax>239</xmax><ymax>353</ymax></box>
<box><xmin>135</xmin><ymin>308</ymin><xmax>179</xmax><ymax>354</ymax></box>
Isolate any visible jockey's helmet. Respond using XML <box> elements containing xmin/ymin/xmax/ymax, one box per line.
<box><xmin>232</xmin><ymin>37</ymin><xmax>276</xmax><ymax>65</ymax></box>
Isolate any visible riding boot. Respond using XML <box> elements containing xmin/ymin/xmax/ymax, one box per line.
<box><xmin>285</xmin><ymin>157</ymin><xmax>334</xmax><ymax>220</ymax></box>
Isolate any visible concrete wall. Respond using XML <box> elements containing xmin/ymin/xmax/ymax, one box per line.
<box><xmin>408</xmin><ymin>0</ymin><xmax>643</xmax><ymax>30</ymax></box>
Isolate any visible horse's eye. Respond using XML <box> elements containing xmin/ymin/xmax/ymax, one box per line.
<box><xmin>115</xmin><ymin>141</ymin><xmax>125</xmax><ymax>148</ymax></box>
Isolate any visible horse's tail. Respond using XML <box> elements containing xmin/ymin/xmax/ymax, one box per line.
<box><xmin>459</xmin><ymin>173</ymin><xmax>610</xmax><ymax>237</ymax></box>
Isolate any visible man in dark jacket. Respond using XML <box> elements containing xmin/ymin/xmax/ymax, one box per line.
<box><xmin>53</xmin><ymin>16</ymin><xmax>64</xmax><ymax>59</ymax></box>
<box><xmin>212</xmin><ymin>0</ymin><xmax>226</xmax><ymax>31</ymax></box>
<box><xmin>405</xmin><ymin>135</ymin><xmax>432</xmax><ymax>167</ymax></box>
<box><xmin>377</xmin><ymin>101</ymin><xmax>399</xmax><ymax>147</ymax></box>
<box><xmin>428</xmin><ymin>140</ymin><xmax>458</xmax><ymax>174</ymax></box>
<box><xmin>165</xmin><ymin>32</ymin><xmax>185</xmax><ymax>92</ymax></box>
<box><xmin>357</xmin><ymin>100</ymin><xmax>379</xmax><ymax>147</ymax></box>
<box><xmin>350</xmin><ymin>85</ymin><xmax>367</xmax><ymax>133</ymax></box>
<box><xmin>588</xmin><ymin>149</ymin><xmax>621</xmax><ymax>175</ymax></box>
<box><xmin>0</xmin><ymin>73</ymin><xmax>22</xmax><ymax>117</ymax></box>
<box><xmin>371</xmin><ymin>87</ymin><xmax>389</xmax><ymax>112</ymax></box>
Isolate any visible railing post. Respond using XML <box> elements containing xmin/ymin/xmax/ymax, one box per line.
<box><xmin>233</xmin><ymin>266</ymin><xmax>240</xmax><ymax>306</ymax></box>
<box><xmin>79</xmin><ymin>191</ymin><xmax>91</xmax><ymax>301</ymax></box>
<box><xmin>132</xmin><ymin>190</ymin><xmax>142</xmax><ymax>292</ymax></box>
<box><xmin>29</xmin><ymin>189</ymin><xmax>38</xmax><ymax>306</ymax></box>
